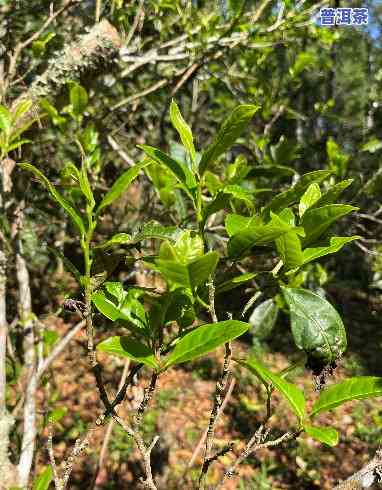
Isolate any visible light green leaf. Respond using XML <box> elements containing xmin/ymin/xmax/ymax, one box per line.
<box><xmin>361</xmin><ymin>138</ymin><xmax>382</xmax><ymax>153</ymax></box>
<box><xmin>97</xmin><ymin>336</ymin><xmax>159</xmax><ymax>369</ymax></box>
<box><xmin>12</xmin><ymin>99</ymin><xmax>32</xmax><ymax>122</ymax></box>
<box><xmin>282</xmin><ymin>287</ymin><xmax>347</xmax><ymax>363</ymax></box>
<box><xmin>96</xmin><ymin>160</ymin><xmax>150</xmax><ymax>214</ymax></box>
<box><xmin>69</xmin><ymin>82</ymin><xmax>88</xmax><ymax>116</ymax></box>
<box><xmin>249</xmin><ymin>299</ymin><xmax>279</xmax><ymax>339</ymax></box>
<box><xmin>203</xmin><ymin>185</ymin><xmax>253</xmax><ymax>222</ymax></box>
<box><xmin>302</xmin><ymin>236</ymin><xmax>360</xmax><ymax>265</ymax></box>
<box><xmin>199</xmin><ymin>105</ymin><xmax>259</xmax><ymax>175</ymax></box>
<box><xmin>19</xmin><ymin>163</ymin><xmax>85</xmax><ymax>236</ymax></box>
<box><xmin>276</xmin><ymin>231</ymin><xmax>303</xmax><ymax>270</ymax></box>
<box><xmin>7</xmin><ymin>139</ymin><xmax>31</xmax><ymax>152</ymax></box>
<box><xmin>163</xmin><ymin>320</ymin><xmax>249</xmax><ymax>369</ymax></box>
<box><xmin>33</xmin><ymin>466</ymin><xmax>53</xmax><ymax>490</ymax></box>
<box><xmin>138</xmin><ymin>144</ymin><xmax>197</xmax><ymax>190</ymax></box>
<box><xmin>301</xmin><ymin>204</ymin><xmax>358</xmax><ymax>246</ymax></box>
<box><xmin>92</xmin><ymin>290</ymin><xmax>121</xmax><ymax>321</ymax></box>
<box><xmin>311</xmin><ymin>377</ymin><xmax>382</xmax><ymax>417</ymax></box>
<box><xmin>312</xmin><ymin>179</ymin><xmax>353</xmax><ymax>208</ymax></box>
<box><xmin>299</xmin><ymin>183</ymin><xmax>321</xmax><ymax>217</ymax></box>
<box><xmin>225</xmin><ymin>214</ymin><xmax>262</xmax><ymax>237</ymax></box>
<box><xmin>304</xmin><ymin>425</ymin><xmax>339</xmax><ymax>446</ymax></box>
<box><xmin>95</xmin><ymin>233</ymin><xmax>132</xmax><ymax>249</ymax></box>
<box><xmin>170</xmin><ymin>99</ymin><xmax>196</xmax><ymax>165</ymax></box>
<box><xmin>156</xmin><ymin>251</ymin><xmax>219</xmax><ymax>291</ymax></box>
<box><xmin>236</xmin><ymin>357</ymin><xmax>306</xmax><ymax>421</ymax></box>
<box><xmin>0</xmin><ymin>105</ymin><xmax>11</xmax><ymax>133</ymax></box>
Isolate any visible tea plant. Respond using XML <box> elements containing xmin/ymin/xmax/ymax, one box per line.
<box><xmin>20</xmin><ymin>99</ymin><xmax>382</xmax><ymax>489</ymax></box>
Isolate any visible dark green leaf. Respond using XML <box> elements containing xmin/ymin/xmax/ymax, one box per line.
<box><xmin>138</xmin><ymin>144</ymin><xmax>197</xmax><ymax>190</ymax></box>
<box><xmin>97</xmin><ymin>336</ymin><xmax>159</xmax><ymax>369</ymax></box>
<box><xmin>311</xmin><ymin>377</ymin><xmax>382</xmax><ymax>417</ymax></box>
<box><xmin>163</xmin><ymin>320</ymin><xmax>249</xmax><ymax>369</ymax></box>
<box><xmin>199</xmin><ymin>105</ymin><xmax>259</xmax><ymax>175</ymax></box>
<box><xmin>301</xmin><ymin>204</ymin><xmax>358</xmax><ymax>246</ymax></box>
<box><xmin>282</xmin><ymin>287</ymin><xmax>347</xmax><ymax>363</ymax></box>
<box><xmin>96</xmin><ymin>160</ymin><xmax>150</xmax><ymax>214</ymax></box>
<box><xmin>249</xmin><ymin>299</ymin><xmax>279</xmax><ymax>339</ymax></box>
<box><xmin>216</xmin><ymin>272</ymin><xmax>256</xmax><ymax>294</ymax></box>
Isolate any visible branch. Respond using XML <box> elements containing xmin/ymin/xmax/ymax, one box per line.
<box><xmin>11</xmin><ymin>19</ymin><xmax>121</xmax><ymax>125</ymax></box>
<box><xmin>333</xmin><ymin>449</ymin><xmax>382</xmax><ymax>489</ymax></box>
<box><xmin>36</xmin><ymin>319</ymin><xmax>85</xmax><ymax>382</ymax></box>
<box><xmin>5</xmin><ymin>0</ymin><xmax>80</xmax><ymax>90</ymax></box>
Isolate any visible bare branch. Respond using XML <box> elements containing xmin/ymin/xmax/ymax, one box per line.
<box><xmin>333</xmin><ymin>449</ymin><xmax>382</xmax><ymax>489</ymax></box>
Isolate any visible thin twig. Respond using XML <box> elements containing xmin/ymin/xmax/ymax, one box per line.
<box><xmin>92</xmin><ymin>359</ymin><xmax>130</xmax><ymax>489</ymax></box>
<box><xmin>125</xmin><ymin>0</ymin><xmax>145</xmax><ymax>46</ymax></box>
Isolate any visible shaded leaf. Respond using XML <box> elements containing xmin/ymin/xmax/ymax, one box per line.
<box><xmin>19</xmin><ymin>163</ymin><xmax>85</xmax><ymax>236</ymax></box>
<box><xmin>138</xmin><ymin>144</ymin><xmax>197</xmax><ymax>190</ymax></box>
<box><xmin>282</xmin><ymin>287</ymin><xmax>347</xmax><ymax>363</ymax></box>
<box><xmin>301</xmin><ymin>204</ymin><xmax>358</xmax><ymax>246</ymax></box>
<box><xmin>96</xmin><ymin>160</ymin><xmax>150</xmax><ymax>214</ymax></box>
<box><xmin>249</xmin><ymin>299</ymin><xmax>279</xmax><ymax>339</ymax></box>
<box><xmin>216</xmin><ymin>272</ymin><xmax>256</xmax><ymax>294</ymax></box>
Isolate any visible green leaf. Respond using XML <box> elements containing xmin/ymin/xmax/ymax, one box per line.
<box><xmin>311</xmin><ymin>377</ymin><xmax>382</xmax><ymax>417</ymax></box>
<box><xmin>95</xmin><ymin>233</ymin><xmax>132</xmax><ymax>250</ymax></box>
<box><xmin>302</xmin><ymin>236</ymin><xmax>360</xmax><ymax>265</ymax></box>
<box><xmin>7</xmin><ymin>139</ymin><xmax>31</xmax><ymax>152</ymax></box>
<box><xmin>0</xmin><ymin>105</ymin><xmax>11</xmax><ymax>133</ymax></box>
<box><xmin>247</xmin><ymin>165</ymin><xmax>295</xmax><ymax>179</ymax></box>
<box><xmin>138</xmin><ymin>144</ymin><xmax>197</xmax><ymax>190</ymax></box>
<box><xmin>69</xmin><ymin>82</ymin><xmax>88</xmax><ymax>116</ymax></box>
<box><xmin>33</xmin><ymin>467</ymin><xmax>53</xmax><ymax>490</ymax></box>
<box><xmin>262</xmin><ymin>170</ymin><xmax>331</xmax><ymax>218</ymax></box>
<box><xmin>12</xmin><ymin>99</ymin><xmax>32</xmax><ymax>122</ymax></box>
<box><xmin>312</xmin><ymin>179</ymin><xmax>353</xmax><ymax>208</ymax></box>
<box><xmin>301</xmin><ymin>204</ymin><xmax>358</xmax><ymax>246</ymax></box>
<box><xmin>79</xmin><ymin>158</ymin><xmax>95</xmax><ymax>207</ymax></box>
<box><xmin>97</xmin><ymin>336</ymin><xmax>159</xmax><ymax>369</ymax></box>
<box><xmin>361</xmin><ymin>138</ymin><xmax>382</xmax><ymax>153</ymax></box>
<box><xmin>92</xmin><ymin>288</ymin><xmax>148</xmax><ymax>333</ymax></box>
<box><xmin>299</xmin><ymin>183</ymin><xmax>321</xmax><ymax>217</ymax></box>
<box><xmin>96</xmin><ymin>160</ymin><xmax>150</xmax><ymax>214</ymax></box>
<box><xmin>225</xmin><ymin>213</ymin><xmax>261</xmax><ymax>237</ymax></box>
<box><xmin>19</xmin><ymin>163</ymin><xmax>85</xmax><ymax>236</ymax></box>
<box><xmin>304</xmin><ymin>425</ymin><xmax>339</xmax><ymax>446</ymax></box>
<box><xmin>170</xmin><ymin>100</ymin><xmax>196</xmax><ymax>165</ymax></box>
<box><xmin>203</xmin><ymin>185</ymin><xmax>253</xmax><ymax>222</ymax></box>
<box><xmin>236</xmin><ymin>357</ymin><xmax>306</xmax><ymax>421</ymax></box>
<box><xmin>276</xmin><ymin>231</ymin><xmax>303</xmax><ymax>270</ymax></box>
<box><xmin>228</xmin><ymin>212</ymin><xmax>301</xmax><ymax>258</ymax></box>
<box><xmin>199</xmin><ymin>105</ymin><xmax>259</xmax><ymax>175</ymax></box>
<box><xmin>156</xmin><ymin>251</ymin><xmax>219</xmax><ymax>291</ymax></box>
<box><xmin>216</xmin><ymin>272</ymin><xmax>256</xmax><ymax>294</ymax></box>
<box><xmin>249</xmin><ymin>299</ymin><xmax>279</xmax><ymax>339</ymax></box>
<box><xmin>163</xmin><ymin>320</ymin><xmax>249</xmax><ymax>369</ymax></box>
<box><xmin>282</xmin><ymin>287</ymin><xmax>347</xmax><ymax>363</ymax></box>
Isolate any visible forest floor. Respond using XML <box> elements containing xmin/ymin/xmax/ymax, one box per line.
<box><xmin>32</xmin><ymin>285</ymin><xmax>382</xmax><ymax>490</ymax></box>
